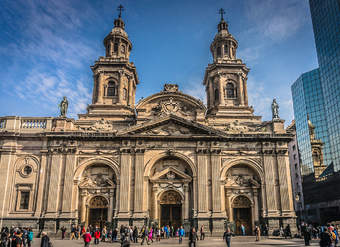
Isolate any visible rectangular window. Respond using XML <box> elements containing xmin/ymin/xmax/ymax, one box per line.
<box><xmin>293</xmin><ymin>154</ymin><xmax>296</xmax><ymax>160</ymax></box>
<box><xmin>20</xmin><ymin>191</ymin><xmax>30</xmax><ymax>210</ymax></box>
<box><xmin>293</xmin><ymin>145</ymin><xmax>296</xmax><ymax>151</ymax></box>
<box><xmin>114</xmin><ymin>43</ymin><xmax>118</xmax><ymax>53</ymax></box>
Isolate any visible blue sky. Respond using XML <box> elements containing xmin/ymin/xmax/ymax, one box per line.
<box><xmin>0</xmin><ymin>0</ymin><xmax>318</xmax><ymax>123</ymax></box>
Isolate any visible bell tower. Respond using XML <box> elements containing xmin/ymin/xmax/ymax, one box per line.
<box><xmin>203</xmin><ymin>9</ymin><xmax>255</xmax><ymax>121</ymax></box>
<box><xmin>85</xmin><ymin>5</ymin><xmax>139</xmax><ymax>120</ymax></box>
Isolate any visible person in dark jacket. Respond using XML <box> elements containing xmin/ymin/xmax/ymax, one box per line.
<box><xmin>40</xmin><ymin>232</ymin><xmax>50</xmax><ymax>247</ymax></box>
<box><xmin>319</xmin><ymin>229</ymin><xmax>332</xmax><ymax>247</ymax></box>
<box><xmin>223</xmin><ymin>227</ymin><xmax>232</xmax><ymax>247</ymax></box>
<box><xmin>132</xmin><ymin>226</ymin><xmax>138</xmax><ymax>243</ymax></box>
<box><xmin>188</xmin><ymin>228</ymin><xmax>198</xmax><ymax>247</ymax></box>
<box><xmin>301</xmin><ymin>224</ymin><xmax>311</xmax><ymax>246</ymax></box>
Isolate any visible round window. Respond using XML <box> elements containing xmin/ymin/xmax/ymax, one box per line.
<box><xmin>23</xmin><ymin>166</ymin><xmax>32</xmax><ymax>176</ymax></box>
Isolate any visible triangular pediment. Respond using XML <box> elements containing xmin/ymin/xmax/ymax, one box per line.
<box><xmin>119</xmin><ymin>115</ymin><xmax>225</xmax><ymax>137</ymax></box>
<box><xmin>150</xmin><ymin>166</ymin><xmax>192</xmax><ymax>182</ymax></box>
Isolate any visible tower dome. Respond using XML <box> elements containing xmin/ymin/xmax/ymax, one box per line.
<box><xmin>210</xmin><ymin>9</ymin><xmax>238</xmax><ymax>63</ymax></box>
<box><xmin>103</xmin><ymin>5</ymin><xmax>132</xmax><ymax>60</ymax></box>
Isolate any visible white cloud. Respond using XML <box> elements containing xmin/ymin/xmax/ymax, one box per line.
<box><xmin>244</xmin><ymin>0</ymin><xmax>309</xmax><ymax>41</ymax></box>
<box><xmin>182</xmin><ymin>78</ymin><xmax>207</xmax><ymax>104</ymax></box>
<box><xmin>2</xmin><ymin>0</ymin><xmax>98</xmax><ymax>118</ymax></box>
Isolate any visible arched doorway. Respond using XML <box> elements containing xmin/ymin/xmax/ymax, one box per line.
<box><xmin>148</xmin><ymin>156</ymin><xmax>193</xmax><ymax>229</ymax></box>
<box><xmin>78</xmin><ymin>163</ymin><xmax>117</xmax><ymax>227</ymax></box>
<box><xmin>160</xmin><ymin>190</ymin><xmax>182</xmax><ymax>229</ymax></box>
<box><xmin>89</xmin><ymin>196</ymin><xmax>108</xmax><ymax>228</ymax></box>
<box><xmin>232</xmin><ymin>196</ymin><xmax>252</xmax><ymax>235</ymax></box>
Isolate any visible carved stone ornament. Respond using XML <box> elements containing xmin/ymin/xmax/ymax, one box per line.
<box><xmin>163</xmin><ymin>84</ymin><xmax>179</xmax><ymax>92</ymax></box>
<box><xmin>144</xmin><ymin>123</ymin><xmax>191</xmax><ymax>136</ymax></box>
<box><xmin>232</xmin><ymin>195</ymin><xmax>251</xmax><ymax>208</ymax></box>
<box><xmin>166</xmin><ymin>171</ymin><xmax>176</xmax><ymax>180</ymax></box>
<box><xmin>79</xmin><ymin>118</ymin><xmax>117</xmax><ymax>132</ymax></box>
<box><xmin>224</xmin><ymin>120</ymin><xmax>269</xmax><ymax>133</ymax></box>
<box><xmin>160</xmin><ymin>191</ymin><xmax>182</xmax><ymax>205</ymax></box>
<box><xmin>226</xmin><ymin>174</ymin><xmax>260</xmax><ymax>187</ymax></box>
<box><xmin>151</xmin><ymin>98</ymin><xmax>193</xmax><ymax>118</ymax></box>
<box><xmin>89</xmin><ymin>196</ymin><xmax>108</xmax><ymax>208</ymax></box>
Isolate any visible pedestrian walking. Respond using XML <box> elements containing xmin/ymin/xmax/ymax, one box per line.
<box><xmin>83</xmin><ymin>231</ymin><xmax>92</xmax><ymax>247</ymax></box>
<box><xmin>320</xmin><ymin>228</ymin><xmax>332</xmax><ymax>247</ymax></box>
<box><xmin>61</xmin><ymin>226</ymin><xmax>66</xmax><ymax>240</ymax></box>
<box><xmin>301</xmin><ymin>223</ymin><xmax>311</xmax><ymax>246</ymax></box>
<box><xmin>223</xmin><ymin>227</ymin><xmax>232</xmax><ymax>247</ymax></box>
<box><xmin>40</xmin><ymin>232</ymin><xmax>50</xmax><ymax>247</ymax></box>
<box><xmin>133</xmin><ymin>226</ymin><xmax>138</xmax><ymax>243</ymax></box>
<box><xmin>27</xmin><ymin>228</ymin><xmax>33</xmax><ymax>247</ymax></box>
<box><xmin>241</xmin><ymin>224</ymin><xmax>245</xmax><ymax>236</ymax></box>
<box><xmin>200</xmin><ymin>225</ymin><xmax>205</xmax><ymax>240</ymax></box>
<box><xmin>94</xmin><ymin>229</ymin><xmax>100</xmax><ymax>245</ymax></box>
<box><xmin>179</xmin><ymin>226</ymin><xmax>185</xmax><ymax>244</ymax></box>
<box><xmin>254</xmin><ymin>225</ymin><xmax>260</xmax><ymax>241</ymax></box>
<box><xmin>188</xmin><ymin>227</ymin><xmax>198</xmax><ymax>247</ymax></box>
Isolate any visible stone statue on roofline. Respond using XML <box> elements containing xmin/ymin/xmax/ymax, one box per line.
<box><xmin>271</xmin><ymin>98</ymin><xmax>279</xmax><ymax>120</ymax></box>
<box><xmin>59</xmin><ymin>96</ymin><xmax>68</xmax><ymax>117</ymax></box>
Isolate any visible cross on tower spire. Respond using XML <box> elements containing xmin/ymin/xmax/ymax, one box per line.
<box><xmin>117</xmin><ymin>4</ymin><xmax>124</xmax><ymax>18</ymax></box>
<box><xmin>219</xmin><ymin>8</ymin><xmax>225</xmax><ymax>21</ymax></box>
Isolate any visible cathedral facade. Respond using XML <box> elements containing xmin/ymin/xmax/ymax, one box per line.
<box><xmin>0</xmin><ymin>11</ymin><xmax>296</xmax><ymax>235</ymax></box>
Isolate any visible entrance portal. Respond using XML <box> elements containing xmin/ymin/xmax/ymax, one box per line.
<box><xmin>232</xmin><ymin>196</ymin><xmax>252</xmax><ymax>235</ymax></box>
<box><xmin>88</xmin><ymin>196</ymin><xmax>108</xmax><ymax>228</ymax></box>
<box><xmin>159</xmin><ymin>190</ymin><xmax>182</xmax><ymax>229</ymax></box>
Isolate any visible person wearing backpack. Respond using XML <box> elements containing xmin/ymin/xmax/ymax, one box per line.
<box><xmin>27</xmin><ymin>228</ymin><xmax>33</xmax><ymax>247</ymax></box>
<box><xmin>320</xmin><ymin>228</ymin><xmax>332</xmax><ymax>247</ymax></box>
<box><xmin>83</xmin><ymin>231</ymin><xmax>92</xmax><ymax>247</ymax></box>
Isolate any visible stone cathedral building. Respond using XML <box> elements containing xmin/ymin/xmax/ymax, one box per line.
<box><xmin>0</xmin><ymin>11</ymin><xmax>297</xmax><ymax>235</ymax></box>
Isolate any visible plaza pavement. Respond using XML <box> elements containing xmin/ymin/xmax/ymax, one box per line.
<box><xmin>31</xmin><ymin>236</ymin><xmax>319</xmax><ymax>247</ymax></box>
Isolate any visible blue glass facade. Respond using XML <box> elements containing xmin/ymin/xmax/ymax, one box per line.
<box><xmin>292</xmin><ymin>0</ymin><xmax>340</xmax><ymax>175</ymax></box>
<box><xmin>292</xmin><ymin>69</ymin><xmax>332</xmax><ymax>175</ymax></box>
<box><xmin>310</xmin><ymin>0</ymin><xmax>340</xmax><ymax>172</ymax></box>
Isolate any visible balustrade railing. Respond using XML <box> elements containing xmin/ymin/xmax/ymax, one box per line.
<box><xmin>0</xmin><ymin>119</ymin><xmax>6</xmax><ymax>129</ymax></box>
<box><xmin>21</xmin><ymin>119</ymin><xmax>47</xmax><ymax>129</ymax></box>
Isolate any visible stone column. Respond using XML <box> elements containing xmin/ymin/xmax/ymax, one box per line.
<box><xmin>118</xmin><ymin>71</ymin><xmax>124</xmax><ymax>104</ymax></box>
<box><xmin>118</xmin><ymin>148</ymin><xmax>132</xmax><ymax>220</ymax></box>
<box><xmin>238</xmin><ymin>73</ymin><xmax>244</xmax><ymax>106</ymax></box>
<box><xmin>196</xmin><ymin>149</ymin><xmax>208</xmax><ymax>215</ymax></box>
<box><xmin>152</xmin><ymin>185</ymin><xmax>159</xmax><ymax>222</ymax></box>
<box><xmin>219</xmin><ymin>75</ymin><xmax>225</xmax><ymax>105</ymax></box>
<box><xmin>210</xmin><ymin>149</ymin><xmax>222</xmax><ymax>215</ymax></box>
<box><xmin>134</xmin><ymin>149</ymin><xmax>145</xmax><ymax>216</ymax></box>
<box><xmin>80</xmin><ymin>192</ymin><xmax>87</xmax><ymax>223</ymax></box>
<box><xmin>34</xmin><ymin>151</ymin><xmax>48</xmax><ymax>217</ymax></box>
<box><xmin>97</xmin><ymin>72</ymin><xmax>104</xmax><ymax>104</ymax></box>
<box><xmin>262</xmin><ymin>151</ymin><xmax>278</xmax><ymax>216</ymax></box>
<box><xmin>184</xmin><ymin>184</ymin><xmax>189</xmax><ymax>220</ymax></box>
<box><xmin>61</xmin><ymin>151</ymin><xmax>77</xmax><ymax>218</ymax></box>
<box><xmin>45</xmin><ymin>152</ymin><xmax>63</xmax><ymax>217</ymax></box>
<box><xmin>209</xmin><ymin>79</ymin><xmax>214</xmax><ymax>107</ymax></box>
<box><xmin>277</xmin><ymin>151</ymin><xmax>295</xmax><ymax>213</ymax></box>
<box><xmin>253</xmin><ymin>189</ymin><xmax>259</xmax><ymax>223</ymax></box>
<box><xmin>107</xmin><ymin>190</ymin><xmax>114</xmax><ymax>222</ymax></box>
<box><xmin>243</xmin><ymin>76</ymin><xmax>248</xmax><ymax>105</ymax></box>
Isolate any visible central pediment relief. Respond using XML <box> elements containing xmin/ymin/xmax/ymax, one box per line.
<box><xmin>150</xmin><ymin>167</ymin><xmax>192</xmax><ymax>183</ymax></box>
<box><xmin>119</xmin><ymin>115</ymin><xmax>225</xmax><ymax>137</ymax></box>
<box><xmin>136</xmin><ymin>84</ymin><xmax>206</xmax><ymax>121</ymax></box>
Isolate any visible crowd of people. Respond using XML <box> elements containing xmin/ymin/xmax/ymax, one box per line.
<box><xmin>2</xmin><ymin>222</ymin><xmax>339</xmax><ymax>247</ymax></box>
<box><xmin>0</xmin><ymin>227</ymin><xmax>34</xmax><ymax>247</ymax></box>
<box><xmin>300</xmin><ymin>223</ymin><xmax>339</xmax><ymax>247</ymax></box>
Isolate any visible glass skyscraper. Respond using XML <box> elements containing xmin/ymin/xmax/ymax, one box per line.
<box><xmin>291</xmin><ymin>0</ymin><xmax>340</xmax><ymax>175</ymax></box>
<box><xmin>292</xmin><ymin>69</ymin><xmax>332</xmax><ymax>175</ymax></box>
<box><xmin>310</xmin><ymin>0</ymin><xmax>340</xmax><ymax>172</ymax></box>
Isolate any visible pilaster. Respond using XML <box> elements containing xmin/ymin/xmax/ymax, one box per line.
<box><xmin>118</xmin><ymin>147</ymin><xmax>132</xmax><ymax>219</ymax></box>
<box><xmin>133</xmin><ymin>147</ymin><xmax>145</xmax><ymax>217</ymax></box>
<box><xmin>196</xmin><ymin>148</ymin><xmax>209</xmax><ymax>217</ymax></box>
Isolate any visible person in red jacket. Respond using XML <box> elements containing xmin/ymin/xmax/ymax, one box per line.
<box><xmin>83</xmin><ymin>231</ymin><xmax>92</xmax><ymax>247</ymax></box>
<box><xmin>94</xmin><ymin>229</ymin><xmax>101</xmax><ymax>245</ymax></box>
